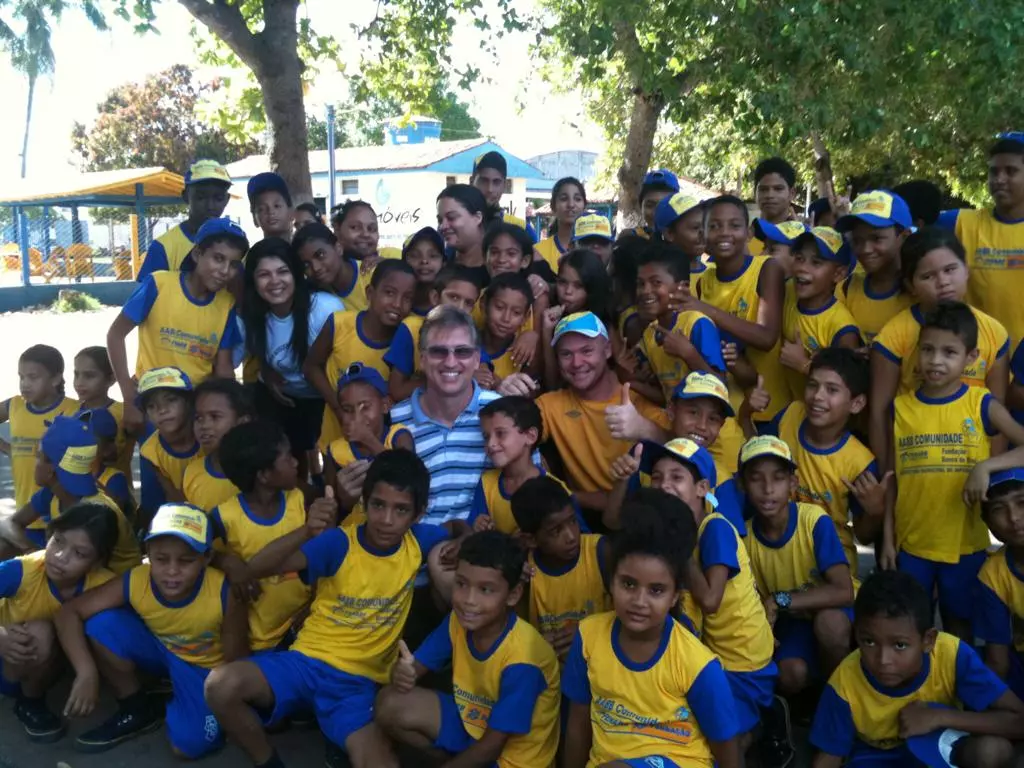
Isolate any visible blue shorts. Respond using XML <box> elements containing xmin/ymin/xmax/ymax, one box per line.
<box><xmin>620</xmin><ymin>758</ymin><xmax>682</xmax><ymax>768</ymax></box>
<box><xmin>725</xmin><ymin>662</ymin><xmax>778</xmax><ymax>733</ymax></box>
<box><xmin>434</xmin><ymin>691</ymin><xmax>477</xmax><ymax>755</ymax></box>
<box><xmin>250</xmin><ymin>650</ymin><xmax>377</xmax><ymax>748</ymax></box>
<box><xmin>85</xmin><ymin>608</ymin><xmax>222</xmax><ymax>758</ymax></box>
<box><xmin>897</xmin><ymin>550</ymin><xmax>987</xmax><ymax>621</ymax></box>
<box><xmin>846</xmin><ymin>744</ymin><xmax>923</xmax><ymax>767</ymax></box>
<box><xmin>24</xmin><ymin>528</ymin><xmax>46</xmax><ymax>549</ymax></box>
<box><xmin>774</xmin><ymin>609</ymin><xmax>853</xmax><ymax>671</ymax></box>
<box><xmin>1007</xmin><ymin>650</ymin><xmax>1024</xmax><ymax>703</ymax></box>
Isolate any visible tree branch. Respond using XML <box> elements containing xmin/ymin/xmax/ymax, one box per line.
<box><xmin>176</xmin><ymin>0</ymin><xmax>260</xmax><ymax>69</ymax></box>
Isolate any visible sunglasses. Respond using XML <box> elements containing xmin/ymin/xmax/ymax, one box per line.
<box><xmin>424</xmin><ymin>345</ymin><xmax>477</xmax><ymax>362</ymax></box>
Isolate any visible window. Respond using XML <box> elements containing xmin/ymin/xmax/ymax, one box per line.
<box><xmin>341</xmin><ymin>179</ymin><xmax>359</xmax><ymax>195</ymax></box>
<box><xmin>446</xmin><ymin>176</ymin><xmax>457</xmax><ymax>187</ymax></box>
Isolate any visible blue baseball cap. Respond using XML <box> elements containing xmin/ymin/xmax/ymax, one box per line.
<box><xmin>246</xmin><ymin>172</ymin><xmax>292</xmax><ymax>210</ymax></box>
<box><xmin>183</xmin><ymin>159</ymin><xmax>231</xmax><ymax>187</ymax></box>
<box><xmin>905</xmin><ymin>704</ymin><xmax>967</xmax><ymax>768</ymax></box>
<box><xmin>551</xmin><ymin>311</ymin><xmax>609</xmax><ymax>347</ymax></box>
<box><xmin>654</xmin><ymin>193</ymin><xmax>703</xmax><ymax>234</ymax></box>
<box><xmin>641</xmin><ymin>169</ymin><xmax>680</xmax><ymax>196</ymax></box>
<box><xmin>145</xmin><ymin>503</ymin><xmax>212</xmax><ymax>554</ymax></box>
<box><xmin>793</xmin><ymin>227</ymin><xmax>848</xmax><ymax>263</ymax></box>
<box><xmin>996</xmin><ymin>131</ymin><xmax>1024</xmax><ymax>148</ymax></box>
<box><xmin>836</xmin><ymin>190</ymin><xmax>912</xmax><ymax>231</ymax></box>
<box><xmin>988</xmin><ymin>468</ymin><xmax>1024</xmax><ymax>491</ymax></box>
<box><xmin>194</xmin><ymin>217</ymin><xmax>249</xmax><ymax>249</ymax></box>
<box><xmin>402</xmin><ymin>226</ymin><xmax>445</xmax><ymax>257</ymax></box>
<box><xmin>639</xmin><ymin>437</ymin><xmax>717</xmax><ymax>488</ymax></box>
<box><xmin>40</xmin><ymin>415</ymin><xmax>99</xmax><ymax>497</ymax></box>
<box><xmin>753</xmin><ymin>218</ymin><xmax>808</xmax><ymax>246</ymax></box>
<box><xmin>337</xmin><ymin>363</ymin><xmax>387</xmax><ymax>397</ymax></box>
<box><xmin>81</xmin><ymin>407</ymin><xmax>118</xmax><ymax>441</ymax></box>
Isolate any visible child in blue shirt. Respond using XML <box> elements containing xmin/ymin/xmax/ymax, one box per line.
<box><xmin>811</xmin><ymin>570</ymin><xmax>1024</xmax><ymax>768</ymax></box>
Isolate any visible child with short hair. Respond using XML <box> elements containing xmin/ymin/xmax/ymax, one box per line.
<box><xmin>835</xmin><ymin>189</ymin><xmax>914</xmax><ymax>343</ymax></box>
<box><xmin>247</xmin><ymin>172</ymin><xmax>294</xmax><ymax>240</ymax></box>
<box><xmin>655</xmin><ymin>193</ymin><xmax>713</xmax><ymax>290</ymax></box>
<box><xmin>0</xmin><ymin>502</ymin><xmax>119</xmax><ymax>741</ymax></box>
<box><xmin>780</xmin><ymin>227</ymin><xmax>862</xmax><ymax>401</ymax></box>
<box><xmin>0</xmin><ymin>344</ymin><xmax>78</xmax><ymax>510</ymax></box>
<box><xmin>402</xmin><ymin>226</ymin><xmax>445</xmax><ymax>317</ymax></box>
<box><xmin>384</xmin><ymin>264</ymin><xmax>483</xmax><ymax>401</ymax></box>
<box><xmin>622</xmin><ymin>168</ymin><xmax>680</xmax><ymax>239</ymax></box>
<box><xmin>562</xmin><ymin>488</ymin><xmax>742</xmax><ymax>767</ymax></box>
<box><xmin>182</xmin><ymin>378</ymin><xmax>254</xmax><ymax>512</ymax></box>
<box><xmin>304</xmin><ymin>258</ymin><xmax>416</xmax><ymax>449</ymax></box>
<box><xmin>56</xmin><ymin>503</ymin><xmax>249</xmax><ymax>755</ymax></box>
<box><xmin>768</xmin><ymin>347</ymin><xmax>884</xmax><ymax>576</ymax></box>
<box><xmin>884</xmin><ymin>302</ymin><xmax>1024</xmax><ymax>640</ymax></box>
<box><xmin>974</xmin><ymin>469</ymin><xmax>1024</xmax><ymax>702</ymax></box>
<box><xmin>511</xmin><ymin>476</ymin><xmax>609</xmax><ymax>657</ymax></box>
<box><xmin>753</xmin><ymin>218</ymin><xmax>808</xmax><ymax>279</ymax></box>
<box><xmin>751</xmin><ymin>157</ymin><xmax>799</xmax><ymax>250</ymax></box>
<box><xmin>570</xmin><ymin>212</ymin><xmax>614</xmax><ymax>267</ymax></box>
<box><xmin>376</xmin><ymin>529</ymin><xmax>561</xmax><ymax>767</ymax></box>
<box><xmin>137</xmin><ymin>367</ymin><xmax>200</xmax><ymax>512</ymax></box>
<box><xmin>73</xmin><ymin>345</ymin><xmax>131</xmax><ymax>476</ymax></box>
<box><xmin>811</xmin><ymin>570</ymin><xmax>1024</xmax><ymax>768</ymax></box>
<box><xmin>203</xmin><ymin>449</ymin><xmax>449</xmax><ymax>768</ymax></box>
<box><xmin>108</xmin><ymin>218</ymin><xmax>247</xmax><ymax>433</ymax></box>
<box><xmin>212</xmin><ymin>420</ymin><xmax>311</xmax><ymax>652</ymax></box>
<box><xmin>291</xmin><ymin>221</ymin><xmax>372</xmax><ymax>310</ymax></box>
<box><xmin>478</xmin><ymin>271</ymin><xmax>537</xmax><ymax>389</ymax></box>
<box><xmin>740</xmin><ymin>436</ymin><xmax>855</xmax><ymax>697</ymax></box>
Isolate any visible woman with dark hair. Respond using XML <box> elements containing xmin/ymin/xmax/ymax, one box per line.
<box><xmin>535</xmin><ymin>177</ymin><xmax>587</xmax><ymax>272</ymax></box>
<box><xmin>437</xmin><ymin>184</ymin><xmax>501</xmax><ymax>287</ymax></box>
<box><xmin>235</xmin><ymin>237</ymin><xmax>343</xmax><ymax>474</ymax></box>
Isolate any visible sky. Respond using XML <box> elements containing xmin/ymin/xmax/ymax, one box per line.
<box><xmin>0</xmin><ymin>0</ymin><xmax>604</xmax><ymax>182</ymax></box>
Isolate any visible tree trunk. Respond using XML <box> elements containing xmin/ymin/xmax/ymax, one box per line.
<box><xmin>811</xmin><ymin>131</ymin><xmax>835</xmax><ymax>199</ymax></box>
<box><xmin>257</xmin><ymin>65</ymin><xmax>311</xmax><ymax>202</ymax></box>
<box><xmin>21</xmin><ymin>74</ymin><xmax>36</xmax><ymax>179</ymax></box>
<box><xmin>616</xmin><ymin>87</ymin><xmax>665</xmax><ymax>228</ymax></box>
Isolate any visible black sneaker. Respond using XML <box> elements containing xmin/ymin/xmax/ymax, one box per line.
<box><xmin>14</xmin><ymin>697</ymin><xmax>66</xmax><ymax>742</ymax></box>
<box><xmin>325</xmin><ymin>740</ymin><xmax>352</xmax><ymax>768</ymax></box>
<box><xmin>758</xmin><ymin>695</ymin><xmax>795</xmax><ymax>768</ymax></box>
<box><xmin>74</xmin><ymin>705</ymin><xmax>162</xmax><ymax>752</ymax></box>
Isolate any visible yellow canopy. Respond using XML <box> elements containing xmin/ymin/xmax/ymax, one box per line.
<box><xmin>0</xmin><ymin>167</ymin><xmax>185</xmax><ymax>206</ymax></box>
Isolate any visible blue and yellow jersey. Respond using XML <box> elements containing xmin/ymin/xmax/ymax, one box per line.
<box><xmin>480</xmin><ymin>338</ymin><xmax>521</xmax><ymax>381</ymax></box>
<box><xmin>640</xmin><ymin>311</ymin><xmax>726</xmax><ymax>403</ymax></box>
<box><xmin>325</xmin><ymin>257</ymin><xmax>373</xmax><ymax>313</ymax></box>
<box><xmin>292</xmin><ymin>522</ymin><xmax>449</xmax><ymax>682</ymax></box>
<box><xmin>874</xmin><ymin>304</ymin><xmax>1009</xmax><ymax>395</ymax></box>
<box><xmin>528</xmin><ymin>533</ymin><xmax>609</xmax><ymax>640</ymax></box>
<box><xmin>29</xmin><ymin>487</ymin><xmax>140</xmax><ymax>575</ymax></box>
<box><xmin>415</xmin><ymin>612</ymin><xmax>561</xmax><ymax>768</ymax></box>
<box><xmin>183</xmin><ymin>455</ymin><xmax>239</xmax><ymax>513</ymax></box>
<box><xmin>746</xmin><ymin>502</ymin><xmax>850</xmax><ymax>597</ymax></box>
<box><xmin>210</xmin><ymin>489</ymin><xmax>311</xmax><ymax>651</ymax></box>
<box><xmin>122</xmin><ymin>271</ymin><xmax>239</xmax><ymax>384</ymax></box>
<box><xmin>893</xmin><ymin>385</ymin><xmax>994</xmax><ymax>563</ymax></box>
<box><xmin>781</xmin><ymin>287</ymin><xmax>862</xmax><ymax>402</ymax></box>
<box><xmin>974</xmin><ymin>547</ymin><xmax>1024</xmax><ymax>653</ymax></box>
<box><xmin>325</xmin><ymin>423</ymin><xmax>411</xmax><ymax>529</ymax></box>
<box><xmin>7</xmin><ymin>395</ymin><xmax>79</xmax><ymax>510</ymax></box>
<box><xmin>138</xmin><ymin>224</ymin><xmax>196</xmax><ymax>277</ymax></box>
<box><xmin>535</xmin><ymin>234</ymin><xmax>570</xmax><ymax>274</ymax></box>
<box><xmin>0</xmin><ymin>550</ymin><xmax>114</xmax><ymax>625</ymax></box>
<box><xmin>383</xmin><ymin>314</ymin><xmax>426</xmax><ymax>379</ymax></box>
<box><xmin>617</xmin><ymin>304</ymin><xmax>642</xmax><ymax>344</ymax></box>
<box><xmin>467</xmin><ymin>468</ymin><xmax>572</xmax><ymax>535</ymax></box>
<box><xmin>77</xmin><ymin>400</ymin><xmax>133</xmax><ymax>478</ymax></box>
<box><xmin>948</xmin><ymin>207</ymin><xmax>1024</xmax><ymax>346</ymax></box>
<box><xmin>690</xmin><ymin>258</ymin><xmax>715</xmax><ymax>297</ymax></box>
<box><xmin>837</xmin><ymin>272</ymin><xmax>912</xmax><ymax>344</ymax></box>
<box><xmin>698</xmin><ymin>255</ymin><xmax>789</xmax><ymax>421</ymax></box>
<box><xmin>678</xmin><ymin>589</ymin><xmax>704</xmax><ymax>638</ymax></box>
<box><xmin>772</xmin><ymin>403</ymin><xmax>876</xmax><ymax>576</ymax></box>
<box><xmin>319</xmin><ymin>310</ymin><xmax>395</xmax><ymax>449</ymax></box>
<box><xmin>748</xmin><ymin>231</ymin><xmax>765</xmax><ymax>257</ymax></box>
<box><xmin>562</xmin><ymin>611</ymin><xmax>738</xmax><ymax>767</ymax></box>
<box><xmin>810</xmin><ymin>632</ymin><xmax>1007</xmax><ymax>758</ymax></box>
<box><xmin>139</xmin><ymin>432</ymin><xmax>200</xmax><ymax>493</ymax></box>
<box><xmin>125</xmin><ymin>563</ymin><xmax>227</xmax><ymax>669</ymax></box>
<box><xmin>95</xmin><ymin>465</ymin><xmax>133</xmax><ymax>512</ymax></box>
<box><xmin>697</xmin><ymin>513</ymin><xmax>774</xmax><ymax>672</ymax></box>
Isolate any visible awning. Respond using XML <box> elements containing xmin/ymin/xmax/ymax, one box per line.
<box><xmin>0</xmin><ymin>167</ymin><xmax>187</xmax><ymax>207</ymax></box>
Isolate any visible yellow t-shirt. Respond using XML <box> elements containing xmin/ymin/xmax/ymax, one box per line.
<box><xmin>640</xmin><ymin>310</ymin><xmax>723</xmax><ymax>403</ymax></box>
<box><xmin>327</xmin><ymin>258</ymin><xmax>373</xmax><ymax>313</ymax></box>
<box><xmin>837</xmin><ymin>272</ymin><xmax>912</xmax><ymax>344</ymax></box>
<box><xmin>535</xmin><ymin>235</ymin><xmax>569</xmax><ymax>274</ymax></box>
<box><xmin>976</xmin><ymin>548</ymin><xmax>1024</xmax><ymax>653</ymax></box>
<box><xmin>210</xmin><ymin>489</ymin><xmax>311</xmax><ymax>650</ymax></box>
<box><xmin>781</xmin><ymin>286</ymin><xmax>862</xmax><ymax>402</ymax></box>
<box><xmin>148</xmin><ymin>224</ymin><xmax>196</xmax><ymax>273</ymax></box>
<box><xmin>956</xmin><ymin>208</ymin><xmax>1024</xmax><ymax>346</ymax></box>
<box><xmin>325</xmin><ymin>423</ymin><xmax>411</xmax><ymax>528</ymax></box>
<box><xmin>8</xmin><ymin>395</ymin><xmax>79</xmax><ymax>510</ymax></box>
<box><xmin>469</xmin><ymin>468</ymin><xmax>572</xmax><ymax>535</ymax></box>
<box><xmin>31</xmin><ymin>488</ymin><xmax>140</xmax><ymax>575</ymax></box>
<box><xmin>893</xmin><ymin>384</ymin><xmax>993</xmax><ymax>563</ymax></box>
<box><xmin>527</xmin><ymin>533</ymin><xmax>610</xmax><ymax>640</ymax></box>
<box><xmin>139</xmin><ymin>432</ymin><xmax>201</xmax><ymax>492</ymax></box>
<box><xmin>0</xmin><ymin>550</ymin><xmax>114</xmax><ymax>625</ymax></box>
<box><xmin>183</xmin><ymin>455</ymin><xmax>239</xmax><ymax>514</ymax></box>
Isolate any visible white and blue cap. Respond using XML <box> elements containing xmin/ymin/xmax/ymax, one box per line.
<box><xmin>145</xmin><ymin>503</ymin><xmax>212</xmax><ymax>554</ymax></box>
<box><xmin>906</xmin><ymin>704</ymin><xmax>968</xmax><ymax>768</ymax></box>
<box><xmin>753</xmin><ymin>218</ymin><xmax>808</xmax><ymax>246</ymax></box>
<box><xmin>551</xmin><ymin>311</ymin><xmax>609</xmax><ymax>347</ymax></box>
<box><xmin>639</xmin><ymin>437</ymin><xmax>717</xmax><ymax>489</ymax></box>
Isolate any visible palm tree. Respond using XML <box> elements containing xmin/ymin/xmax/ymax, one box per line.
<box><xmin>0</xmin><ymin>1</ymin><xmax>106</xmax><ymax>178</ymax></box>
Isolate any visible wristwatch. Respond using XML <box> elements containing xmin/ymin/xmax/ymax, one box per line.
<box><xmin>773</xmin><ymin>591</ymin><xmax>792</xmax><ymax>611</ymax></box>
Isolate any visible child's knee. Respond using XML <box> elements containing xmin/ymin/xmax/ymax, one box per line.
<box><xmin>23</xmin><ymin>619</ymin><xmax>56</xmax><ymax>660</ymax></box>
<box><xmin>813</xmin><ymin>608</ymin><xmax>852</xmax><ymax>648</ymax></box>
<box><xmin>777</xmin><ymin>658</ymin><xmax>809</xmax><ymax>695</ymax></box>
<box><xmin>203</xmin><ymin>664</ymin><xmax>248</xmax><ymax>709</ymax></box>
<box><xmin>955</xmin><ymin>734</ymin><xmax>1015</xmax><ymax>768</ymax></box>
<box><xmin>375</xmin><ymin>685</ymin><xmax>409</xmax><ymax>726</ymax></box>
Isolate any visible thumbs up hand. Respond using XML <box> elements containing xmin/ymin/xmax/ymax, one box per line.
<box><xmin>746</xmin><ymin>374</ymin><xmax>770</xmax><ymax>414</ymax></box>
<box><xmin>780</xmin><ymin>330</ymin><xmax>811</xmax><ymax>373</ymax></box>
<box><xmin>307</xmin><ymin>486</ymin><xmax>338</xmax><ymax>536</ymax></box>
<box><xmin>605</xmin><ymin>384</ymin><xmax>645</xmax><ymax>441</ymax></box>
<box><xmin>392</xmin><ymin>639</ymin><xmax>418</xmax><ymax>693</ymax></box>
<box><xmin>610</xmin><ymin>443</ymin><xmax>644</xmax><ymax>482</ymax></box>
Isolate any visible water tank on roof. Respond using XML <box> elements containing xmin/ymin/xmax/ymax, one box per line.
<box><xmin>384</xmin><ymin>116</ymin><xmax>443</xmax><ymax>146</ymax></box>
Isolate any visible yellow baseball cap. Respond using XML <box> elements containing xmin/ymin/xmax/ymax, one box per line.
<box><xmin>145</xmin><ymin>503</ymin><xmax>212</xmax><ymax>553</ymax></box>
<box><xmin>573</xmin><ymin>213</ymin><xmax>613</xmax><ymax>242</ymax></box>
<box><xmin>671</xmin><ymin>371</ymin><xmax>735</xmax><ymax>417</ymax></box>
<box><xmin>184</xmin><ymin>159</ymin><xmax>232</xmax><ymax>187</ymax></box>
<box><xmin>794</xmin><ymin>226</ymin><xmax>846</xmax><ymax>263</ymax></box>
<box><xmin>738</xmin><ymin>435</ymin><xmax>797</xmax><ymax>470</ymax></box>
<box><xmin>639</xmin><ymin>437</ymin><xmax>717</xmax><ymax>487</ymax></box>
<box><xmin>655</xmin><ymin>193</ymin><xmax>704</xmax><ymax>233</ymax></box>
<box><xmin>136</xmin><ymin>367</ymin><xmax>194</xmax><ymax>406</ymax></box>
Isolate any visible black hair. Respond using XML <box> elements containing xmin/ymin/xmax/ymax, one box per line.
<box><xmin>139</xmin><ymin>385</ymin><xmax>193</xmax><ymax>413</ymax></box>
<box><xmin>893</xmin><ymin>181</ymin><xmax>942</xmax><ymax>227</ymax></box>
<box><xmin>808</xmin><ymin>347</ymin><xmax>869</xmax><ymax>399</ymax></box>
<box><xmin>982</xmin><ymin>479</ymin><xmax>1024</xmax><ymax>517</ymax></box>
<box><xmin>900</xmin><ymin>226</ymin><xmax>967</xmax><ymax>287</ymax></box>
<box><xmin>370</xmin><ymin>258</ymin><xmax>416</xmax><ymax>289</ymax></box>
<box><xmin>989</xmin><ymin>138</ymin><xmax>1024</xmax><ymax>159</ymax></box>
<box><xmin>193</xmin><ymin>377</ymin><xmax>255</xmax><ymax>420</ymax></box>
<box><xmin>808</xmin><ymin>198</ymin><xmax>832</xmax><ymax>226</ymax></box>
<box><xmin>637</xmin><ymin>242</ymin><xmax>691</xmax><ymax>283</ymax></box>
<box><xmin>437</xmin><ymin>184</ymin><xmax>502</xmax><ymax>230</ymax></box>
<box><xmin>75</xmin><ymin>346</ymin><xmax>114</xmax><ymax>380</ymax></box>
<box><xmin>754</xmin><ymin>157</ymin><xmax>797</xmax><ymax>188</ymax></box>
<box><xmin>480</xmin><ymin>395</ymin><xmax>542</xmax><ymax>434</ymax></box>
<box><xmin>920</xmin><ymin>301</ymin><xmax>979</xmax><ymax>352</ymax></box>
<box><xmin>854</xmin><ymin>570</ymin><xmax>932</xmax><ymax>635</ymax></box>
<box><xmin>243</xmin><ymin>237</ymin><xmax>313</xmax><ymax>368</ymax></box>
<box><xmin>219</xmin><ymin>420</ymin><xmax>288</xmax><ymax>493</ymax></box>
<box><xmin>295</xmin><ymin>202</ymin><xmax>324</xmax><ymax>225</ymax></box>
<box><xmin>511</xmin><ymin>476</ymin><xmax>574</xmax><ymax>535</ymax></box>
<box><xmin>559</xmin><ymin>249</ymin><xmax>614</xmax><ymax>325</ymax></box>
<box><xmin>196</xmin><ymin>231</ymin><xmax>249</xmax><ymax>255</ymax></box>
<box><xmin>611</xmin><ymin>234</ymin><xmax>647</xmax><ymax>306</ymax></box>
<box><xmin>433</xmin><ymin>264</ymin><xmax>485</xmax><ymax>294</ymax></box>
<box><xmin>47</xmin><ymin>502</ymin><xmax>120</xmax><ymax>567</ymax></box>
<box><xmin>457</xmin><ymin>529</ymin><xmax>526</xmax><ymax>591</ymax></box>
<box><xmin>551</xmin><ymin>177</ymin><xmax>587</xmax><ymax>209</ymax></box>
<box><xmin>330</xmin><ymin>199</ymin><xmax>376</xmax><ymax>229</ymax></box>
<box><xmin>290</xmin><ymin>221</ymin><xmax>338</xmax><ymax>257</ymax></box>
<box><xmin>483</xmin><ymin>221</ymin><xmax>535</xmax><ymax>263</ymax></box>
<box><xmin>20</xmin><ymin>344</ymin><xmax>65</xmax><ymax>395</ymax></box>
<box><xmin>608</xmin><ymin>488</ymin><xmax>698</xmax><ymax>591</ymax></box>
<box><xmin>362</xmin><ymin>448</ymin><xmax>430</xmax><ymax>515</ymax></box>
<box><xmin>251</xmin><ymin>185</ymin><xmax>292</xmax><ymax>212</ymax></box>
<box><xmin>483</xmin><ymin>271</ymin><xmax>533</xmax><ymax>310</ymax></box>
<box><xmin>705</xmin><ymin>195</ymin><xmax>750</xmax><ymax>227</ymax></box>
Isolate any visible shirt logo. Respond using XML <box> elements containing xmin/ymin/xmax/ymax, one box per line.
<box><xmin>737</xmin><ymin>298</ymin><xmax>750</xmax><ymax>314</ymax></box>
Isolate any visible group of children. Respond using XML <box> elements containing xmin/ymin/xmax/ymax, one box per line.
<box><xmin>0</xmin><ymin>141</ymin><xmax>1023</xmax><ymax>768</ymax></box>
